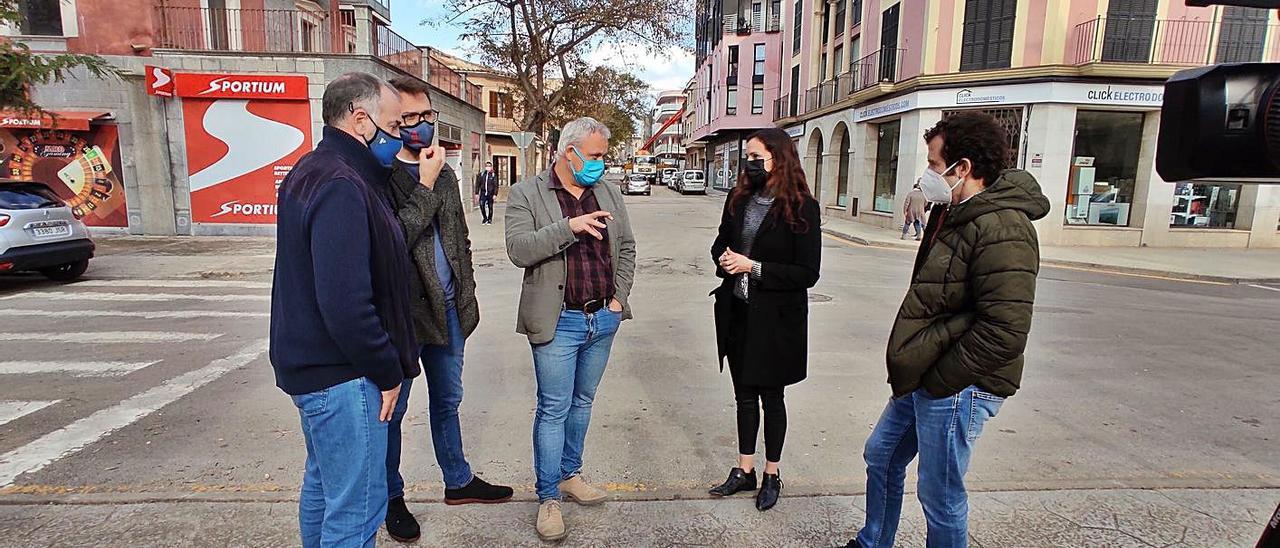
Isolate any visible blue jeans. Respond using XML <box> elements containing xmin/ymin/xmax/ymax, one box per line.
<box><xmin>385</xmin><ymin>377</ymin><xmax>414</xmax><ymax>499</ymax></box>
<box><xmin>856</xmin><ymin>386</ymin><xmax>1005</xmax><ymax>548</ymax></box>
<box><xmin>902</xmin><ymin>220</ymin><xmax>922</xmax><ymax>236</ymax></box>
<box><xmin>531</xmin><ymin>308</ymin><xmax>621</xmax><ymax>501</ymax></box>
<box><xmin>292</xmin><ymin>377</ymin><xmax>388</xmax><ymax>548</ymax></box>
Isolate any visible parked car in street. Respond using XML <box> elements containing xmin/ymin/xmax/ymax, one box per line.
<box><xmin>624</xmin><ymin>173</ymin><xmax>652</xmax><ymax>196</ymax></box>
<box><xmin>679</xmin><ymin>170</ymin><xmax>707</xmax><ymax>195</ymax></box>
<box><xmin>0</xmin><ymin>180</ymin><xmax>95</xmax><ymax>281</ymax></box>
<box><xmin>659</xmin><ymin>168</ymin><xmax>678</xmax><ymax>187</ymax></box>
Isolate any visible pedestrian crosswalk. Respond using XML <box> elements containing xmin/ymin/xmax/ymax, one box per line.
<box><xmin>0</xmin><ymin>276</ymin><xmax>271</xmax><ymax>488</ymax></box>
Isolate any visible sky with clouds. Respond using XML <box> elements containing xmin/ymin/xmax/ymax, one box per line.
<box><xmin>388</xmin><ymin>0</ymin><xmax>694</xmax><ymax>96</ymax></box>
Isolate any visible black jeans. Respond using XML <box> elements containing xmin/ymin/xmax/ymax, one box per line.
<box><xmin>733</xmin><ymin>380</ymin><xmax>787</xmax><ymax>462</ymax></box>
<box><xmin>479</xmin><ymin>196</ymin><xmax>495</xmax><ymax>223</ymax></box>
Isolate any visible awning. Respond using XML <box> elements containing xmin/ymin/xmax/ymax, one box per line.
<box><xmin>0</xmin><ymin>110</ymin><xmax>113</xmax><ymax>132</ymax></box>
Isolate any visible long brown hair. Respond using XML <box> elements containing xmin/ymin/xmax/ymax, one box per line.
<box><xmin>729</xmin><ymin>128</ymin><xmax>813</xmax><ymax>233</ymax></box>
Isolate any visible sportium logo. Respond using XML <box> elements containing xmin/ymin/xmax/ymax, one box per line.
<box><xmin>211</xmin><ymin>200</ymin><xmax>278</xmax><ymax>218</ymax></box>
<box><xmin>199</xmin><ymin>77</ymin><xmax>289</xmax><ymax>97</ymax></box>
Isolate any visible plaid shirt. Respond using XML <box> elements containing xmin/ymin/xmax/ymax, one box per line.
<box><xmin>549</xmin><ymin>169</ymin><xmax>614</xmax><ymax>307</ymax></box>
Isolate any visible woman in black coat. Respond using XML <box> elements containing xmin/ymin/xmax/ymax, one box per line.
<box><xmin>707</xmin><ymin>127</ymin><xmax>822</xmax><ymax>511</ymax></box>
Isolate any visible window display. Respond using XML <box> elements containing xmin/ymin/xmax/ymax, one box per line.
<box><xmin>1170</xmin><ymin>182</ymin><xmax>1242</xmax><ymax>229</ymax></box>
<box><xmin>1064</xmin><ymin>111</ymin><xmax>1143</xmax><ymax>227</ymax></box>
<box><xmin>874</xmin><ymin>119</ymin><xmax>900</xmax><ymax>213</ymax></box>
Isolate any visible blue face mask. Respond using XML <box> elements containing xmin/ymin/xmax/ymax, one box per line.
<box><xmin>367</xmin><ymin>126</ymin><xmax>402</xmax><ymax>168</ymax></box>
<box><xmin>399</xmin><ymin>121</ymin><xmax>435</xmax><ymax>152</ymax></box>
<box><xmin>570</xmin><ymin>147</ymin><xmax>606</xmax><ymax>187</ymax></box>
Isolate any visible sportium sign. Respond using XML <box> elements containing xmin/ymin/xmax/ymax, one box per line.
<box><xmin>173</xmin><ymin>73</ymin><xmax>309</xmax><ymax>100</ymax></box>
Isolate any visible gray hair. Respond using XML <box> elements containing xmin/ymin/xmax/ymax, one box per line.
<box><xmin>556</xmin><ymin>117</ymin><xmax>612</xmax><ymax>156</ymax></box>
<box><xmin>322</xmin><ymin>72</ymin><xmax>391</xmax><ymax>126</ymax></box>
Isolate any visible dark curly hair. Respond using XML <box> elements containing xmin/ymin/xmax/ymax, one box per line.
<box><xmin>923</xmin><ymin>111</ymin><xmax>1009</xmax><ymax>184</ymax></box>
<box><xmin>729</xmin><ymin>128</ymin><xmax>813</xmax><ymax>233</ymax></box>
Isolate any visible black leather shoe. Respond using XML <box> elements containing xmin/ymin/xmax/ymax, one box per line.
<box><xmin>839</xmin><ymin>540</ymin><xmax>862</xmax><ymax>548</ymax></box>
<box><xmin>709</xmin><ymin>467</ymin><xmax>757</xmax><ymax>497</ymax></box>
<box><xmin>756</xmin><ymin>472</ymin><xmax>782</xmax><ymax>511</ymax></box>
<box><xmin>385</xmin><ymin>496</ymin><xmax>421</xmax><ymax>543</ymax></box>
<box><xmin>444</xmin><ymin>476</ymin><xmax>515</xmax><ymax>505</ymax></box>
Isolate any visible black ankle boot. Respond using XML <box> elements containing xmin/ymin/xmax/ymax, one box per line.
<box><xmin>444</xmin><ymin>476</ymin><xmax>515</xmax><ymax>505</ymax></box>
<box><xmin>385</xmin><ymin>496</ymin><xmax>421</xmax><ymax>543</ymax></box>
<box><xmin>708</xmin><ymin>467</ymin><xmax>757</xmax><ymax>497</ymax></box>
<box><xmin>756</xmin><ymin>472</ymin><xmax>782</xmax><ymax>511</ymax></box>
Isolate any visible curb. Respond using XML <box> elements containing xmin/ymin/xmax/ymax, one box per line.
<box><xmin>820</xmin><ymin>226</ymin><xmax>1279</xmax><ymax>285</ymax></box>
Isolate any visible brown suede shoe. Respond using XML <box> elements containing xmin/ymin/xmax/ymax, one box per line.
<box><xmin>559</xmin><ymin>475</ymin><xmax>608</xmax><ymax>506</ymax></box>
<box><xmin>536</xmin><ymin>500</ymin><xmax>567</xmax><ymax>541</ymax></box>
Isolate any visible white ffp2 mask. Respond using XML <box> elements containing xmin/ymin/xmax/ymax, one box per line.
<box><xmin>920</xmin><ymin>160</ymin><xmax>963</xmax><ymax>203</ymax></box>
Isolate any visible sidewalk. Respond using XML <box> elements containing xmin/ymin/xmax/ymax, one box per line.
<box><xmin>0</xmin><ymin>488</ymin><xmax>1273</xmax><ymax>547</ymax></box>
<box><xmin>820</xmin><ymin>216</ymin><xmax>1280</xmax><ymax>284</ymax></box>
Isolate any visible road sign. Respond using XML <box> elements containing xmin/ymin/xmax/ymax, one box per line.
<box><xmin>511</xmin><ymin>131</ymin><xmax>536</xmax><ymax>149</ymax></box>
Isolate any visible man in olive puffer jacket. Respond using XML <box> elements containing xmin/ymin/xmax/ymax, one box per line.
<box><xmin>842</xmin><ymin>112</ymin><xmax>1050</xmax><ymax>548</ymax></box>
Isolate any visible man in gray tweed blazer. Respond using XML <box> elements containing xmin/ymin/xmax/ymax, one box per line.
<box><xmin>379</xmin><ymin>76</ymin><xmax>513</xmax><ymax>544</ymax></box>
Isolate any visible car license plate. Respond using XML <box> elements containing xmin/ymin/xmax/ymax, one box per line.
<box><xmin>32</xmin><ymin>225</ymin><xmax>71</xmax><ymax>237</ymax></box>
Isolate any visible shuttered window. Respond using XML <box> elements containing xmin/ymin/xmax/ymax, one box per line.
<box><xmin>960</xmin><ymin>0</ymin><xmax>1016</xmax><ymax>71</ymax></box>
<box><xmin>1216</xmin><ymin>7</ymin><xmax>1270</xmax><ymax>64</ymax></box>
<box><xmin>1101</xmin><ymin>0</ymin><xmax>1158</xmax><ymax>63</ymax></box>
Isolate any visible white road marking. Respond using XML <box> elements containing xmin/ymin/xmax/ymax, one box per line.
<box><xmin>0</xmin><ymin>361</ymin><xmax>160</xmax><ymax>377</ymax></box>
<box><xmin>0</xmin><ymin>292</ymin><xmax>269</xmax><ymax>303</ymax></box>
<box><xmin>1248</xmin><ymin>284</ymin><xmax>1280</xmax><ymax>293</ymax></box>
<box><xmin>0</xmin><ymin>339</ymin><xmax>269</xmax><ymax>487</ymax></box>
<box><xmin>0</xmin><ymin>309</ymin><xmax>269</xmax><ymax>320</ymax></box>
<box><xmin>0</xmin><ymin>332</ymin><xmax>220</xmax><ymax>344</ymax></box>
<box><xmin>72</xmin><ymin>279</ymin><xmax>271</xmax><ymax>290</ymax></box>
<box><xmin>0</xmin><ymin>401</ymin><xmax>59</xmax><ymax>427</ymax></box>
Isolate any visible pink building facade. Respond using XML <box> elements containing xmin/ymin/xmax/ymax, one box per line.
<box><xmin>772</xmin><ymin>0</ymin><xmax>1280</xmax><ymax>248</ymax></box>
<box><xmin>686</xmin><ymin>0</ymin><xmax>787</xmax><ymax>189</ymax></box>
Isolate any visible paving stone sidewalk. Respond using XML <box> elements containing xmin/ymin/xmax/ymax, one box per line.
<box><xmin>1</xmin><ymin>488</ymin><xmax>1275</xmax><ymax>547</ymax></box>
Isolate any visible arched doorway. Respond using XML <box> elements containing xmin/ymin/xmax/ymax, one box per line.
<box><xmin>806</xmin><ymin>129</ymin><xmax>825</xmax><ymax>203</ymax></box>
<box><xmin>833</xmin><ymin>123</ymin><xmax>851</xmax><ymax>208</ymax></box>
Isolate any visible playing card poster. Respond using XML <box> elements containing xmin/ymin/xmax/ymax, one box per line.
<box><xmin>0</xmin><ymin>124</ymin><xmax>129</xmax><ymax>227</ymax></box>
<box><xmin>182</xmin><ymin>98</ymin><xmax>311</xmax><ymax>224</ymax></box>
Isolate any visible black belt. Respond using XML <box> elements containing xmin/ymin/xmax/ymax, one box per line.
<box><xmin>564</xmin><ymin>298</ymin><xmax>607</xmax><ymax>314</ymax></box>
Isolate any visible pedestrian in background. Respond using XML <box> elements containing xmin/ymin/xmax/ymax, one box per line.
<box><xmin>708</xmin><ymin>127</ymin><xmax>821</xmax><ymax>512</ymax></box>
<box><xmin>475</xmin><ymin>161</ymin><xmax>499</xmax><ymax>225</ymax></box>
<box><xmin>504</xmin><ymin>117</ymin><xmax>637</xmax><ymax>542</ymax></box>
<box><xmin>840</xmin><ymin>111</ymin><xmax>1050</xmax><ymax>548</ymax></box>
<box><xmin>379</xmin><ymin>76</ymin><xmax>514</xmax><ymax>544</ymax></box>
<box><xmin>901</xmin><ymin>180</ymin><xmax>927</xmax><ymax>241</ymax></box>
<box><xmin>269</xmin><ymin>72</ymin><xmax>415</xmax><ymax>548</ymax></box>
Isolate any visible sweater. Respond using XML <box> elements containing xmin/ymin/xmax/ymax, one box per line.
<box><xmin>269</xmin><ymin>126</ymin><xmax>420</xmax><ymax>396</ymax></box>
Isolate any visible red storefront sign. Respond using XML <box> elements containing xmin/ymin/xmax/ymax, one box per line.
<box><xmin>174</xmin><ymin>73</ymin><xmax>309</xmax><ymax>100</ymax></box>
<box><xmin>145</xmin><ymin>65</ymin><xmax>175</xmax><ymax>97</ymax></box>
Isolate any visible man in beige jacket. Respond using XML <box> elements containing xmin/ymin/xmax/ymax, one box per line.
<box><xmin>901</xmin><ymin>179</ymin><xmax>929</xmax><ymax>241</ymax></box>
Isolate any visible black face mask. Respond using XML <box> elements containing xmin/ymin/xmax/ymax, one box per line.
<box><xmin>744</xmin><ymin>159</ymin><xmax>769</xmax><ymax>186</ymax></box>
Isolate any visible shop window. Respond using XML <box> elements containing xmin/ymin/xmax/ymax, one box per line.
<box><xmin>1064</xmin><ymin>111</ymin><xmax>1144</xmax><ymax>227</ymax></box>
<box><xmin>942</xmin><ymin>107</ymin><xmax>1023</xmax><ymax>167</ymax></box>
<box><xmin>836</xmin><ymin>126</ymin><xmax>851</xmax><ymax>207</ymax></box>
<box><xmin>874</xmin><ymin>119</ymin><xmax>901</xmax><ymax>213</ymax></box>
<box><xmin>1171</xmin><ymin>183</ymin><xmax>1242</xmax><ymax>229</ymax></box>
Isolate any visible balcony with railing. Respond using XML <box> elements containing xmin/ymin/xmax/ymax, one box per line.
<box><xmin>780</xmin><ymin>48</ymin><xmax>904</xmax><ymax>119</ymax></box>
<box><xmin>154</xmin><ymin>7</ymin><xmax>346</xmax><ymax>53</ymax></box>
<box><xmin>427</xmin><ymin>55</ymin><xmax>484</xmax><ymax>110</ymax></box>
<box><xmin>1071</xmin><ymin>16</ymin><xmax>1280</xmax><ymax>66</ymax></box>
<box><xmin>721</xmin><ymin>13</ymin><xmax>780</xmax><ymax>35</ymax></box>
<box><xmin>375</xmin><ymin>25</ymin><xmax>421</xmax><ymax>75</ymax></box>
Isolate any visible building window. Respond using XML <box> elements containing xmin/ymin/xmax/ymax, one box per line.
<box><xmin>821</xmin><ymin>52</ymin><xmax>829</xmax><ymax>81</ymax></box>
<box><xmin>793</xmin><ymin>0</ymin><xmax>802</xmax><ymax>55</ymax></box>
<box><xmin>822</xmin><ymin>0</ymin><xmax>831</xmax><ymax>45</ymax></box>
<box><xmin>874</xmin><ymin>119</ymin><xmax>901</xmax><ymax>213</ymax></box>
<box><xmin>1171</xmin><ymin>183</ymin><xmax>1243</xmax><ymax>228</ymax></box>
<box><xmin>960</xmin><ymin>0</ymin><xmax>1016</xmax><ymax>71</ymax></box>
<box><xmin>751</xmin><ymin>85</ymin><xmax>764</xmax><ymax>114</ymax></box>
<box><xmin>834</xmin><ymin>46</ymin><xmax>844</xmax><ymax>76</ymax></box>
<box><xmin>852</xmin><ymin>0</ymin><xmax>862</xmax><ymax>26</ymax></box>
<box><xmin>836</xmin><ymin>0</ymin><xmax>846</xmax><ymax>37</ymax></box>
<box><xmin>727</xmin><ymin>87</ymin><xmax>738</xmax><ymax>115</ymax></box>
<box><xmin>770</xmin><ymin>0</ymin><xmax>781</xmax><ymax>31</ymax></box>
<box><xmin>1102</xmin><ymin>0</ymin><xmax>1159</xmax><ymax>63</ymax></box>
<box><xmin>753</xmin><ymin>43</ymin><xmax>766</xmax><ymax>84</ymax></box>
<box><xmin>727</xmin><ymin>45</ymin><xmax>740</xmax><ymax>85</ymax></box>
<box><xmin>753</xmin><ymin>1</ymin><xmax>764</xmax><ymax>31</ymax></box>
<box><xmin>1216</xmin><ymin>7</ymin><xmax>1270</xmax><ymax>63</ymax></box>
<box><xmin>16</xmin><ymin>0</ymin><xmax>64</xmax><ymax>36</ymax></box>
<box><xmin>489</xmin><ymin>92</ymin><xmax>513</xmax><ymax>119</ymax></box>
<box><xmin>850</xmin><ymin>36</ymin><xmax>861</xmax><ymax>72</ymax></box>
<box><xmin>943</xmin><ymin>107</ymin><xmax>1024</xmax><ymax>168</ymax></box>
<box><xmin>1065</xmin><ymin>111</ymin><xmax>1144</xmax><ymax>227</ymax></box>
<box><xmin>300</xmin><ymin>20</ymin><xmax>318</xmax><ymax>52</ymax></box>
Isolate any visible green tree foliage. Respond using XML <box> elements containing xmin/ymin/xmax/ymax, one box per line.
<box><xmin>0</xmin><ymin>0</ymin><xmax>123</xmax><ymax>112</ymax></box>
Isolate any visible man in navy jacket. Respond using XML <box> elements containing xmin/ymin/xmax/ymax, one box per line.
<box><xmin>270</xmin><ymin>72</ymin><xmax>419</xmax><ymax>547</ymax></box>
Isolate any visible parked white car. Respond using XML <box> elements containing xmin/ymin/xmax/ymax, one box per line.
<box><xmin>624</xmin><ymin>173</ymin><xmax>652</xmax><ymax>196</ymax></box>
<box><xmin>679</xmin><ymin>170</ymin><xmax>707</xmax><ymax>195</ymax></box>
<box><xmin>0</xmin><ymin>180</ymin><xmax>95</xmax><ymax>281</ymax></box>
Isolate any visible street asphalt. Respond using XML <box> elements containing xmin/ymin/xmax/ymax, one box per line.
<box><xmin>0</xmin><ymin>187</ymin><xmax>1276</xmax><ymax>547</ymax></box>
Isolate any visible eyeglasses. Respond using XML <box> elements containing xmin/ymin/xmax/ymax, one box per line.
<box><xmin>400</xmin><ymin>109</ymin><xmax>439</xmax><ymax>127</ymax></box>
